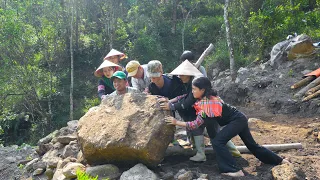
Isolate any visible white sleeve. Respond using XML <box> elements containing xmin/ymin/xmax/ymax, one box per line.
<box><xmin>131</xmin><ymin>78</ymin><xmax>141</xmax><ymax>92</ymax></box>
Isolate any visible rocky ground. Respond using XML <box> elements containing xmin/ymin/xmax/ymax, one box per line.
<box><xmin>0</xmin><ymin>56</ymin><xmax>319</xmax><ymax>180</ymax></box>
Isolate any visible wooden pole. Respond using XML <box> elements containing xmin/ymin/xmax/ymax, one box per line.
<box><xmin>305</xmin><ymin>84</ymin><xmax>320</xmax><ymax>96</ymax></box>
<box><xmin>294</xmin><ymin>76</ymin><xmax>320</xmax><ymax>98</ymax></box>
<box><xmin>165</xmin><ymin>143</ymin><xmax>302</xmax><ymax>156</ymax></box>
<box><xmin>291</xmin><ymin>76</ymin><xmax>315</xmax><ymax>89</ymax></box>
<box><xmin>303</xmin><ymin>90</ymin><xmax>320</xmax><ymax>102</ymax></box>
<box><xmin>194</xmin><ymin>43</ymin><xmax>214</xmax><ymax>69</ymax></box>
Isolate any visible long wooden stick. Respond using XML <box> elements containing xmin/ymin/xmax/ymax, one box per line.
<box><xmin>194</xmin><ymin>43</ymin><xmax>214</xmax><ymax>68</ymax></box>
<box><xmin>291</xmin><ymin>76</ymin><xmax>315</xmax><ymax>89</ymax></box>
<box><xmin>303</xmin><ymin>90</ymin><xmax>320</xmax><ymax>102</ymax></box>
<box><xmin>294</xmin><ymin>76</ymin><xmax>320</xmax><ymax>98</ymax></box>
<box><xmin>305</xmin><ymin>84</ymin><xmax>320</xmax><ymax>96</ymax></box>
<box><xmin>165</xmin><ymin>143</ymin><xmax>302</xmax><ymax>156</ymax></box>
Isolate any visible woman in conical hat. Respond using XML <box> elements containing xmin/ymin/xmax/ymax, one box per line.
<box><xmin>159</xmin><ymin>60</ymin><xmax>241</xmax><ymax>162</ymax></box>
<box><xmin>103</xmin><ymin>49</ymin><xmax>127</xmax><ymax>65</ymax></box>
<box><xmin>94</xmin><ymin>60</ymin><xmax>120</xmax><ymax>100</ymax></box>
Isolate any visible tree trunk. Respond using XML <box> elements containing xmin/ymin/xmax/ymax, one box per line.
<box><xmin>69</xmin><ymin>0</ymin><xmax>74</xmax><ymax>121</ymax></box>
<box><xmin>171</xmin><ymin>0</ymin><xmax>178</xmax><ymax>34</ymax></box>
<box><xmin>224</xmin><ymin>0</ymin><xmax>236</xmax><ymax>81</ymax></box>
<box><xmin>75</xmin><ymin>0</ymin><xmax>79</xmax><ymax>52</ymax></box>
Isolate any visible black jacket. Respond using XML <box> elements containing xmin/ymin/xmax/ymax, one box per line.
<box><xmin>149</xmin><ymin>75</ymin><xmax>196</xmax><ymax>121</ymax></box>
<box><xmin>148</xmin><ymin>75</ymin><xmax>186</xmax><ymax>100</ymax></box>
<box><xmin>172</xmin><ymin>81</ymin><xmax>198</xmax><ymax>121</ymax></box>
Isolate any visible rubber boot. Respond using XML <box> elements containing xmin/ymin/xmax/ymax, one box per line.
<box><xmin>226</xmin><ymin>140</ymin><xmax>241</xmax><ymax>157</ymax></box>
<box><xmin>190</xmin><ymin>135</ymin><xmax>206</xmax><ymax>162</ymax></box>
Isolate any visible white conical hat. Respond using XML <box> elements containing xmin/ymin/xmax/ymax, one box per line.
<box><xmin>94</xmin><ymin>60</ymin><xmax>120</xmax><ymax>77</ymax></box>
<box><xmin>170</xmin><ymin>60</ymin><xmax>203</xmax><ymax>77</ymax></box>
<box><xmin>103</xmin><ymin>49</ymin><xmax>126</xmax><ymax>61</ymax></box>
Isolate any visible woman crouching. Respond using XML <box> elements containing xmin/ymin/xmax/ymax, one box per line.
<box><xmin>165</xmin><ymin>77</ymin><xmax>289</xmax><ymax>177</ymax></box>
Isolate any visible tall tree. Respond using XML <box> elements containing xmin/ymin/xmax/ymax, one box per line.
<box><xmin>224</xmin><ymin>0</ymin><xmax>236</xmax><ymax>80</ymax></box>
<box><xmin>70</xmin><ymin>0</ymin><xmax>74</xmax><ymax>120</ymax></box>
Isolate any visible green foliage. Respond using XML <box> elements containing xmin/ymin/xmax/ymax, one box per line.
<box><xmin>18</xmin><ymin>164</ymin><xmax>25</xmax><ymax>169</ymax></box>
<box><xmin>76</xmin><ymin>169</ymin><xmax>99</xmax><ymax>180</ymax></box>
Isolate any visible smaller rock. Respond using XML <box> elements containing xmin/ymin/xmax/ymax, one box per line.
<box><xmin>76</xmin><ymin>150</ymin><xmax>85</xmax><ymax>164</ymax></box>
<box><xmin>62</xmin><ymin>142</ymin><xmax>79</xmax><ymax>158</ymax></box>
<box><xmin>52</xmin><ymin>169</ymin><xmax>68</xmax><ymax>180</ymax></box>
<box><xmin>38</xmin><ymin>130</ymin><xmax>59</xmax><ymax>145</ymax></box>
<box><xmin>86</xmin><ymin>164</ymin><xmax>120</xmax><ymax>179</ymax></box>
<box><xmin>120</xmin><ymin>163</ymin><xmax>158</xmax><ymax>180</ymax></box>
<box><xmin>42</xmin><ymin>149</ymin><xmax>62</xmax><ymax>168</ymax></box>
<box><xmin>33</xmin><ymin>168</ymin><xmax>45</xmax><ymax>176</ymax></box>
<box><xmin>62</xmin><ymin>162</ymin><xmax>86</xmax><ymax>178</ymax></box>
<box><xmin>67</xmin><ymin>120</ymin><xmax>78</xmax><ymax>131</ymax></box>
<box><xmin>53</xmin><ymin>142</ymin><xmax>64</xmax><ymax>150</ymax></box>
<box><xmin>56</xmin><ymin>135</ymin><xmax>77</xmax><ymax>145</ymax></box>
<box><xmin>45</xmin><ymin>167</ymin><xmax>54</xmax><ymax>180</ymax></box>
<box><xmin>177</xmin><ymin>171</ymin><xmax>192</xmax><ymax>180</ymax></box>
<box><xmin>57</xmin><ymin>157</ymin><xmax>77</xmax><ymax>169</ymax></box>
<box><xmin>37</xmin><ymin>143</ymin><xmax>54</xmax><ymax>156</ymax></box>
<box><xmin>272</xmin><ymin>163</ymin><xmax>298</xmax><ymax>180</ymax></box>
<box><xmin>58</xmin><ymin>126</ymin><xmax>76</xmax><ymax>136</ymax></box>
<box><xmin>174</xmin><ymin>169</ymin><xmax>187</xmax><ymax>179</ymax></box>
<box><xmin>33</xmin><ymin>161</ymin><xmax>46</xmax><ymax>170</ymax></box>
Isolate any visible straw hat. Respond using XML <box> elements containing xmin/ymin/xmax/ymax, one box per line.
<box><xmin>103</xmin><ymin>49</ymin><xmax>126</xmax><ymax>61</ymax></box>
<box><xmin>170</xmin><ymin>60</ymin><xmax>203</xmax><ymax>77</ymax></box>
<box><xmin>94</xmin><ymin>60</ymin><xmax>120</xmax><ymax>77</ymax></box>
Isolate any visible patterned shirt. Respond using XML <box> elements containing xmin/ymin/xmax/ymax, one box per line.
<box><xmin>186</xmin><ymin>96</ymin><xmax>223</xmax><ymax>130</ymax></box>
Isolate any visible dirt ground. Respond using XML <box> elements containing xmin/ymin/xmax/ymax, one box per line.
<box><xmin>158</xmin><ymin>110</ymin><xmax>320</xmax><ymax>180</ymax></box>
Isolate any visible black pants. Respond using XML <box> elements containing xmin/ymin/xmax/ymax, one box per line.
<box><xmin>210</xmin><ymin>116</ymin><xmax>283</xmax><ymax>173</ymax></box>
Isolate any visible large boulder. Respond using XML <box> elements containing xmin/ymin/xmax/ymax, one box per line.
<box><xmin>77</xmin><ymin>93</ymin><xmax>175</xmax><ymax>167</ymax></box>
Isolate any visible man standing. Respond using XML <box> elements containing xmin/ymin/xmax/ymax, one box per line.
<box><xmin>109</xmin><ymin>71</ymin><xmax>139</xmax><ymax>96</ymax></box>
<box><xmin>126</xmin><ymin>60</ymin><xmax>150</xmax><ymax>92</ymax></box>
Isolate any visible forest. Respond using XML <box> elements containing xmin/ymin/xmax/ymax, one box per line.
<box><xmin>0</xmin><ymin>0</ymin><xmax>319</xmax><ymax>145</ymax></box>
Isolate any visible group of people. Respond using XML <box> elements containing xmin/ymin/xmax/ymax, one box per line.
<box><xmin>94</xmin><ymin>49</ymin><xmax>289</xmax><ymax>177</ymax></box>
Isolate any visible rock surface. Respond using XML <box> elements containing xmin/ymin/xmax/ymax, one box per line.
<box><xmin>120</xmin><ymin>163</ymin><xmax>159</xmax><ymax>180</ymax></box>
<box><xmin>272</xmin><ymin>163</ymin><xmax>299</xmax><ymax>180</ymax></box>
<box><xmin>77</xmin><ymin>93</ymin><xmax>175</xmax><ymax>166</ymax></box>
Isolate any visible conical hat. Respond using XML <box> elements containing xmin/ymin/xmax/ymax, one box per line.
<box><xmin>170</xmin><ymin>60</ymin><xmax>203</xmax><ymax>77</ymax></box>
<box><xmin>103</xmin><ymin>49</ymin><xmax>126</xmax><ymax>61</ymax></box>
<box><xmin>94</xmin><ymin>60</ymin><xmax>120</xmax><ymax>77</ymax></box>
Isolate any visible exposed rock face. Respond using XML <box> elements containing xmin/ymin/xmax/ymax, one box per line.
<box><xmin>77</xmin><ymin>93</ymin><xmax>175</xmax><ymax>167</ymax></box>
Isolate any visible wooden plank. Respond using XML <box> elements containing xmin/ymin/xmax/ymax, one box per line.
<box><xmin>291</xmin><ymin>76</ymin><xmax>315</xmax><ymax>89</ymax></box>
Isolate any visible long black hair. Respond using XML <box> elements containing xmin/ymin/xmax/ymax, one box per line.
<box><xmin>192</xmin><ymin>77</ymin><xmax>217</xmax><ymax>98</ymax></box>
